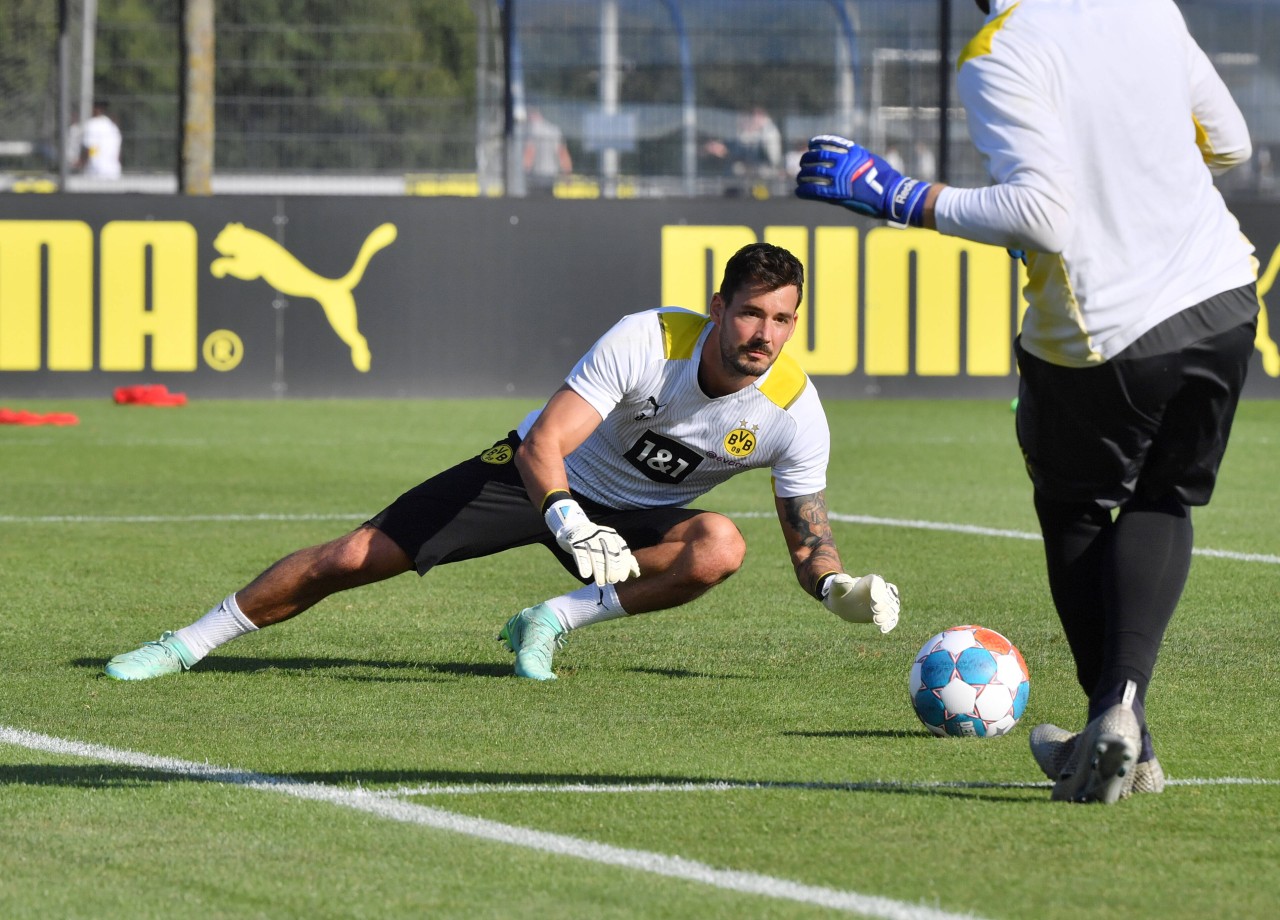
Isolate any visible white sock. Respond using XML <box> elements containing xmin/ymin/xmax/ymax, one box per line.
<box><xmin>173</xmin><ymin>593</ymin><xmax>258</xmax><ymax>660</ymax></box>
<box><xmin>544</xmin><ymin>583</ymin><xmax>628</xmax><ymax>632</ymax></box>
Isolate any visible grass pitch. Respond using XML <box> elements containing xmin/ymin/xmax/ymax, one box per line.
<box><xmin>1</xmin><ymin>397</ymin><xmax>1277</xmax><ymax>919</ymax></box>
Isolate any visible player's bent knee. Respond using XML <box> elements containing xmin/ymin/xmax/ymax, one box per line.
<box><xmin>686</xmin><ymin>514</ymin><xmax>746</xmax><ymax>584</ymax></box>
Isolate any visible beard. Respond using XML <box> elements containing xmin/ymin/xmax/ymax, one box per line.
<box><xmin>722</xmin><ymin>338</ymin><xmax>773</xmax><ymax>378</ymax></box>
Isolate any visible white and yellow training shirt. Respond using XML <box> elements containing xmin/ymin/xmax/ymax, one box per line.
<box><xmin>934</xmin><ymin>0</ymin><xmax>1256</xmax><ymax>367</ymax></box>
<box><xmin>517</xmin><ymin>307</ymin><xmax>830</xmax><ymax>510</ymax></box>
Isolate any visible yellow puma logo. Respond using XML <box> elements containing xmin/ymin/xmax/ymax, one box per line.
<box><xmin>1254</xmin><ymin>243</ymin><xmax>1280</xmax><ymax>377</ymax></box>
<box><xmin>210</xmin><ymin>222</ymin><xmax>397</xmax><ymax>372</ymax></box>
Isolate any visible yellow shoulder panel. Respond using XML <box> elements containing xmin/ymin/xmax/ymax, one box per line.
<box><xmin>758</xmin><ymin>352</ymin><xmax>808</xmax><ymax>410</ymax></box>
<box><xmin>659</xmin><ymin>310</ymin><xmax>711</xmax><ymax>359</ymax></box>
<box><xmin>957</xmin><ymin>3</ymin><xmax>1020</xmax><ymax>70</ymax></box>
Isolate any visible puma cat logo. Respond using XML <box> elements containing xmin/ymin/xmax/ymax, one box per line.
<box><xmin>633</xmin><ymin>396</ymin><xmax>667</xmax><ymax>420</ymax></box>
<box><xmin>210</xmin><ymin>222</ymin><xmax>397</xmax><ymax>372</ymax></box>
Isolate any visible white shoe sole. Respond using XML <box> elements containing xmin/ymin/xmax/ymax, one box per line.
<box><xmin>1050</xmin><ymin>692</ymin><xmax>1142</xmax><ymax>804</ymax></box>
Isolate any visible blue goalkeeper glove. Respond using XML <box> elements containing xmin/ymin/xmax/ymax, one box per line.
<box><xmin>795</xmin><ymin>135</ymin><xmax>931</xmax><ymax>229</ymax></box>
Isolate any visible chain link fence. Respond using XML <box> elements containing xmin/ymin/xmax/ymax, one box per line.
<box><xmin>2</xmin><ymin>0</ymin><xmax>1278</xmax><ymax>196</ymax></box>
<box><xmin>0</xmin><ymin>0</ymin><xmax>88</xmax><ymax>184</ymax></box>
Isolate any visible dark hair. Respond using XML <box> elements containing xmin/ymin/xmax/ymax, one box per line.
<box><xmin>718</xmin><ymin>242</ymin><xmax>804</xmax><ymax>304</ymax></box>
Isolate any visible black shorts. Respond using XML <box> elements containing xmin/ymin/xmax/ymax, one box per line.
<box><xmin>367</xmin><ymin>431</ymin><xmax>705</xmax><ymax>578</ymax></box>
<box><xmin>1015</xmin><ymin>292</ymin><xmax>1258</xmax><ymax>508</ymax></box>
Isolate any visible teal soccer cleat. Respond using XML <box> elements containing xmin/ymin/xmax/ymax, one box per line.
<box><xmin>499</xmin><ymin>603</ymin><xmax>566</xmax><ymax>681</ymax></box>
<box><xmin>105</xmin><ymin>631</ymin><xmax>198</xmax><ymax>681</ymax></box>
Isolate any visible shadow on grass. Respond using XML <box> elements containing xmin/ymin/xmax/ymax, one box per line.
<box><xmin>77</xmin><ymin>658</ymin><xmax>756</xmax><ymax>681</ymax></box>
<box><xmin>74</xmin><ymin>656</ymin><xmax>512</xmax><ymax>679</ymax></box>
<box><xmin>0</xmin><ymin>764</ymin><xmax>187</xmax><ymax>788</ymax></box>
<box><xmin>783</xmin><ymin>729</ymin><xmax>920</xmax><ymax>740</ymax></box>
<box><xmin>0</xmin><ymin>763</ymin><xmax>1048</xmax><ymax>803</ymax></box>
<box><xmin>625</xmin><ymin>666</ymin><xmax>751</xmax><ymax>680</ymax></box>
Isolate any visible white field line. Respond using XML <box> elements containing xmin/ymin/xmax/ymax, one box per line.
<box><xmin>0</xmin><ymin>512</ymin><xmax>363</xmax><ymax>524</ymax></box>
<box><xmin>374</xmin><ymin>776</ymin><xmax>1280</xmax><ymax>798</ymax></box>
<box><xmin>0</xmin><ymin>725</ymin><xmax>984</xmax><ymax>920</ymax></box>
<box><xmin>744</xmin><ymin>511</ymin><xmax>1280</xmax><ymax>565</ymax></box>
<box><xmin>1</xmin><ymin>510</ymin><xmax>1275</xmax><ymax>565</ymax></box>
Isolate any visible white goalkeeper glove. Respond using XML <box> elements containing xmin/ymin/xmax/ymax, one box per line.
<box><xmin>820</xmin><ymin>573</ymin><xmax>900</xmax><ymax>634</ymax></box>
<box><xmin>545</xmin><ymin>497</ymin><xmax>640</xmax><ymax>587</ymax></box>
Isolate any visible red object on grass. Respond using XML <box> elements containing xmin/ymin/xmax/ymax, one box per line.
<box><xmin>113</xmin><ymin>384</ymin><xmax>188</xmax><ymax>406</ymax></box>
<box><xmin>0</xmin><ymin>408</ymin><xmax>80</xmax><ymax>426</ymax></box>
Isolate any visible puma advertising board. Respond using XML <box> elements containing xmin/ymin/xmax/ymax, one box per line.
<box><xmin>0</xmin><ymin>195</ymin><xmax>1276</xmax><ymax>398</ymax></box>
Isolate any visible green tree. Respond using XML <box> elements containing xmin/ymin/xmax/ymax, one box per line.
<box><xmin>92</xmin><ymin>0</ymin><xmax>478</xmax><ymax>171</ymax></box>
<box><xmin>0</xmin><ymin>0</ymin><xmax>62</xmax><ymax>168</ymax></box>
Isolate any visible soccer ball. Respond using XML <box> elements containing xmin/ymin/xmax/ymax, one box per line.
<box><xmin>908</xmin><ymin>625</ymin><xmax>1030</xmax><ymax>737</ymax></box>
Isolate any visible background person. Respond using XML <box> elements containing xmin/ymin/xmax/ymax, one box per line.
<box><xmin>704</xmin><ymin>106</ymin><xmax>785</xmax><ymax>186</ymax></box>
<box><xmin>76</xmin><ymin>99</ymin><xmax>122</xmax><ymax>178</ymax></box>
<box><xmin>522</xmin><ymin>107</ymin><xmax>572</xmax><ymax>196</ymax></box>
<box><xmin>796</xmin><ymin>0</ymin><xmax>1258</xmax><ymax>804</ymax></box>
<box><xmin>105</xmin><ymin>243</ymin><xmax>900</xmax><ymax>683</ymax></box>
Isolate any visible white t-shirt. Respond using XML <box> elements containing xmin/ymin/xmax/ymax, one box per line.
<box><xmin>525</xmin><ymin>117</ymin><xmax>566</xmax><ymax>183</ymax></box>
<box><xmin>80</xmin><ymin>114</ymin><xmax>122</xmax><ymax>178</ymax></box>
<box><xmin>934</xmin><ymin>0</ymin><xmax>1255</xmax><ymax>366</ymax></box>
<box><xmin>517</xmin><ymin>307</ymin><xmax>831</xmax><ymax>510</ymax></box>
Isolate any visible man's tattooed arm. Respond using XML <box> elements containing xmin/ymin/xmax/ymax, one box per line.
<box><xmin>776</xmin><ymin>490</ymin><xmax>843</xmax><ymax>599</ymax></box>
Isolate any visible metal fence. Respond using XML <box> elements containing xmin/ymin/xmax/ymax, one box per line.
<box><xmin>2</xmin><ymin>0</ymin><xmax>1278</xmax><ymax>197</ymax></box>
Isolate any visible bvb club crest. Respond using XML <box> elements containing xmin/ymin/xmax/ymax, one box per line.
<box><xmin>723</xmin><ymin>421</ymin><xmax>759</xmax><ymax>458</ymax></box>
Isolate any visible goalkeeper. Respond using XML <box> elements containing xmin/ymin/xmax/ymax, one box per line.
<box><xmin>106</xmin><ymin>242</ymin><xmax>899</xmax><ymax>683</ymax></box>
<box><xmin>796</xmin><ymin>0</ymin><xmax>1258</xmax><ymax>805</ymax></box>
